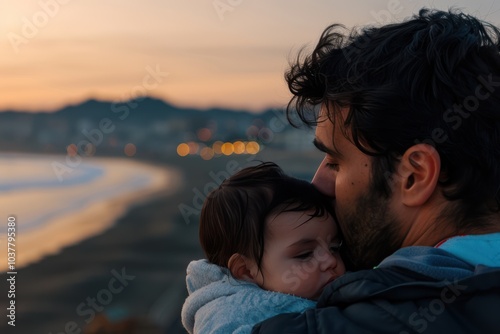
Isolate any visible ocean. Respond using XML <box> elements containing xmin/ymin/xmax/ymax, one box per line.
<box><xmin>0</xmin><ymin>152</ymin><xmax>175</xmax><ymax>270</ymax></box>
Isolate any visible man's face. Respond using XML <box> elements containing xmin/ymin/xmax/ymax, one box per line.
<box><xmin>312</xmin><ymin>107</ymin><xmax>402</xmax><ymax>269</ymax></box>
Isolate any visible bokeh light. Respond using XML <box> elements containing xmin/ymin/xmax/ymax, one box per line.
<box><xmin>197</xmin><ymin>128</ymin><xmax>212</xmax><ymax>142</ymax></box>
<box><xmin>246</xmin><ymin>125</ymin><xmax>259</xmax><ymax>139</ymax></box>
<box><xmin>178</xmin><ymin>140</ymin><xmax>260</xmax><ymax>158</ymax></box>
<box><xmin>212</xmin><ymin>141</ymin><xmax>223</xmax><ymax>155</ymax></box>
<box><xmin>233</xmin><ymin>141</ymin><xmax>245</xmax><ymax>154</ymax></box>
<box><xmin>246</xmin><ymin>141</ymin><xmax>260</xmax><ymax>154</ymax></box>
<box><xmin>221</xmin><ymin>142</ymin><xmax>234</xmax><ymax>156</ymax></box>
<box><xmin>258</xmin><ymin>127</ymin><xmax>273</xmax><ymax>143</ymax></box>
<box><xmin>124</xmin><ymin>143</ymin><xmax>136</xmax><ymax>157</ymax></box>
<box><xmin>187</xmin><ymin>141</ymin><xmax>199</xmax><ymax>155</ymax></box>
<box><xmin>200</xmin><ymin>147</ymin><xmax>214</xmax><ymax>160</ymax></box>
<box><xmin>177</xmin><ymin>143</ymin><xmax>189</xmax><ymax>156</ymax></box>
<box><xmin>66</xmin><ymin>144</ymin><xmax>77</xmax><ymax>157</ymax></box>
<box><xmin>85</xmin><ymin>143</ymin><xmax>96</xmax><ymax>157</ymax></box>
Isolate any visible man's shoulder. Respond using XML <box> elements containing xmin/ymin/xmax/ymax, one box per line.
<box><xmin>321</xmin><ymin>258</ymin><xmax>500</xmax><ymax>305</ymax></box>
<box><xmin>251</xmin><ymin>248</ymin><xmax>500</xmax><ymax>334</ymax></box>
<box><xmin>321</xmin><ymin>245</ymin><xmax>500</xmax><ymax>305</ymax></box>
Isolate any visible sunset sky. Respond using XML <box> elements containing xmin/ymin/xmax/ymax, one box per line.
<box><xmin>1</xmin><ymin>0</ymin><xmax>500</xmax><ymax>112</ymax></box>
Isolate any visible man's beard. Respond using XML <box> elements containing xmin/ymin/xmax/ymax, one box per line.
<box><xmin>337</xmin><ymin>185</ymin><xmax>402</xmax><ymax>271</ymax></box>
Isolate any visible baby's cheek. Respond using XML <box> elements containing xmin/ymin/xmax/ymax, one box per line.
<box><xmin>280</xmin><ymin>266</ymin><xmax>302</xmax><ymax>294</ymax></box>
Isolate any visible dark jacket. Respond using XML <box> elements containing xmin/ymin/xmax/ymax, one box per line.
<box><xmin>252</xmin><ymin>246</ymin><xmax>500</xmax><ymax>334</ymax></box>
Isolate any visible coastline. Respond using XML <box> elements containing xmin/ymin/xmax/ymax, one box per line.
<box><xmin>0</xmin><ymin>155</ymin><xmax>182</xmax><ymax>271</ymax></box>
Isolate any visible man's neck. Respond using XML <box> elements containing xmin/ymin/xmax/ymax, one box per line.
<box><xmin>400</xmin><ymin>206</ymin><xmax>500</xmax><ymax>247</ymax></box>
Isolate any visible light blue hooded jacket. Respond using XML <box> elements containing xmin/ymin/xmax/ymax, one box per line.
<box><xmin>181</xmin><ymin>259</ymin><xmax>315</xmax><ymax>334</ymax></box>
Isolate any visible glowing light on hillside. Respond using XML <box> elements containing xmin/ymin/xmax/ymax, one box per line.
<box><xmin>197</xmin><ymin>128</ymin><xmax>212</xmax><ymax>142</ymax></box>
<box><xmin>124</xmin><ymin>143</ymin><xmax>136</xmax><ymax>157</ymax></box>
<box><xmin>246</xmin><ymin>125</ymin><xmax>259</xmax><ymax>138</ymax></box>
<box><xmin>200</xmin><ymin>147</ymin><xmax>214</xmax><ymax>160</ymax></box>
<box><xmin>221</xmin><ymin>142</ymin><xmax>234</xmax><ymax>155</ymax></box>
<box><xmin>178</xmin><ymin>140</ymin><xmax>260</xmax><ymax>158</ymax></box>
<box><xmin>233</xmin><ymin>141</ymin><xmax>245</xmax><ymax>154</ymax></box>
<box><xmin>212</xmin><ymin>141</ymin><xmax>223</xmax><ymax>154</ymax></box>
<box><xmin>67</xmin><ymin>144</ymin><xmax>77</xmax><ymax>157</ymax></box>
<box><xmin>259</xmin><ymin>127</ymin><xmax>273</xmax><ymax>142</ymax></box>
<box><xmin>177</xmin><ymin>143</ymin><xmax>190</xmax><ymax>156</ymax></box>
<box><xmin>85</xmin><ymin>143</ymin><xmax>96</xmax><ymax>157</ymax></box>
<box><xmin>187</xmin><ymin>141</ymin><xmax>199</xmax><ymax>155</ymax></box>
<box><xmin>245</xmin><ymin>141</ymin><xmax>260</xmax><ymax>154</ymax></box>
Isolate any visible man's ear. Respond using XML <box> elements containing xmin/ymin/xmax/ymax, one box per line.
<box><xmin>397</xmin><ymin>144</ymin><xmax>441</xmax><ymax>207</ymax></box>
<box><xmin>227</xmin><ymin>253</ymin><xmax>257</xmax><ymax>282</ymax></box>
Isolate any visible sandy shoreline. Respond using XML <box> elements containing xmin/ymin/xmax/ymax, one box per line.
<box><xmin>0</xmin><ymin>155</ymin><xmax>182</xmax><ymax>271</ymax></box>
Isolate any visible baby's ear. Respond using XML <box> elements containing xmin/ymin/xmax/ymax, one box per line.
<box><xmin>228</xmin><ymin>253</ymin><xmax>257</xmax><ymax>282</ymax></box>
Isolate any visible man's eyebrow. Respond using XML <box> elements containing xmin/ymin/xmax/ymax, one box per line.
<box><xmin>287</xmin><ymin>239</ymin><xmax>316</xmax><ymax>248</ymax></box>
<box><xmin>313</xmin><ymin>138</ymin><xmax>343</xmax><ymax>157</ymax></box>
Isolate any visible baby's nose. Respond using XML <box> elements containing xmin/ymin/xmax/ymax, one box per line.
<box><xmin>316</xmin><ymin>247</ymin><xmax>338</xmax><ymax>272</ymax></box>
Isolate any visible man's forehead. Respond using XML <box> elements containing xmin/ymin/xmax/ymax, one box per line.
<box><xmin>318</xmin><ymin>103</ymin><xmax>349</xmax><ymax>118</ymax></box>
<box><xmin>315</xmin><ymin>106</ymin><xmax>351</xmax><ymax>153</ymax></box>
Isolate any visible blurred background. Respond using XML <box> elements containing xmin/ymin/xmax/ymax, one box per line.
<box><xmin>0</xmin><ymin>1</ymin><xmax>499</xmax><ymax>333</ymax></box>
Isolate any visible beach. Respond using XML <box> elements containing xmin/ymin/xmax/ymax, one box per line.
<box><xmin>0</xmin><ymin>149</ymin><xmax>323</xmax><ymax>333</ymax></box>
<box><xmin>0</xmin><ymin>154</ymin><xmax>181</xmax><ymax>271</ymax></box>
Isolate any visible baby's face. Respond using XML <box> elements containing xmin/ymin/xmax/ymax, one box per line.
<box><xmin>253</xmin><ymin>210</ymin><xmax>345</xmax><ymax>300</ymax></box>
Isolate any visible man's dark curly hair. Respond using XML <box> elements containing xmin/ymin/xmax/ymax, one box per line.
<box><xmin>286</xmin><ymin>8</ymin><xmax>500</xmax><ymax>226</ymax></box>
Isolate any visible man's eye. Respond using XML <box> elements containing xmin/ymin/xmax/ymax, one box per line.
<box><xmin>294</xmin><ymin>252</ymin><xmax>313</xmax><ymax>260</ymax></box>
<box><xmin>325</xmin><ymin>163</ymin><xmax>339</xmax><ymax>171</ymax></box>
<box><xmin>330</xmin><ymin>240</ymin><xmax>343</xmax><ymax>253</ymax></box>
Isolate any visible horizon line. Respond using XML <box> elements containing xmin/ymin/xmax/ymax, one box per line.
<box><xmin>0</xmin><ymin>95</ymin><xmax>285</xmax><ymax>114</ymax></box>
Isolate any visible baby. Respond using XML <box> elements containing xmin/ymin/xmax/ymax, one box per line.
<box><xmin>181</xmin><ymin>162</ymin><xmax>346</xmax><ymax>334</ymax></box>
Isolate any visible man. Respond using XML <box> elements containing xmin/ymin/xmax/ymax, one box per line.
<box><xmin>252</xmin><ymin>8</ymin><xmax>500</xmax><ymax>333</ymax></box>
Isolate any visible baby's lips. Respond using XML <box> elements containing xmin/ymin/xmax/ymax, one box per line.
<box><xmin>322</xmin><ymin>275</ymin><xmax>338</xmax><ymax>289</ymax></box>
<box><xmin>315</xmin><ymin>275</ymin><xmax>338</xmax><ymax>298</ymax></box>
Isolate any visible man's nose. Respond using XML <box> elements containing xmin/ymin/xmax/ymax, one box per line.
<box><xmin>318</xmin><ymin>248</ymin><xmax>338</xmax><ymax>272</ymax></box>
<box><xmin>311</xmin><ymin>158</ymin><xmax>336</xmax><ymax>197</ymax></box>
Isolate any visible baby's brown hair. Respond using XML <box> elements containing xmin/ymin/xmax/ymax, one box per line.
<box><xmin>199</xmin><ymin>162</ymin><xmax>335</xmax><ymax>272</ymax></box>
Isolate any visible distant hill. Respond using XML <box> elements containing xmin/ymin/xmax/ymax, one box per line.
<box><xmin>0</xmin><ymin>97</ymin><xmax>312</xmax><ymax>156</ymax></box>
